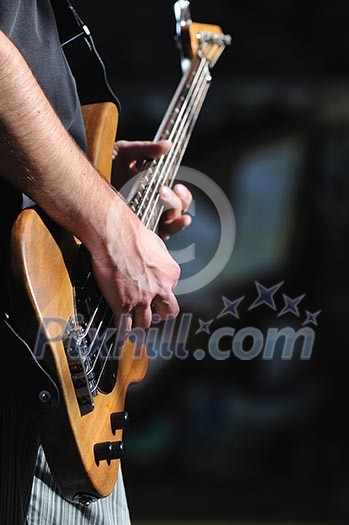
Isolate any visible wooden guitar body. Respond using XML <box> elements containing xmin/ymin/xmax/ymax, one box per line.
<box><xmin>10</xmin><ymin>103</ymin><xmax>148</xmax><ymax>504</ymax></box>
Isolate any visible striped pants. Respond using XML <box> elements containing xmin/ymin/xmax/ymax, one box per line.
<box><xmin>27</xmin><ymin>448</ymin><xmax>130</xmax><ymax>525</ymax></box>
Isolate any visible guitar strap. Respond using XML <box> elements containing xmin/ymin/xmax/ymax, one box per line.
<box><xmin>50</xmin><ymin>0</ymin><xmax>121</xmax><ymax>109</ymax></box>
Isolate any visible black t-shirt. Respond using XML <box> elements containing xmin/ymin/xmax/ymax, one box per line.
<box><xmin>0</xmin><ymin>0</ymin><xmax>86</xmax><ymax>148</ymax></box>
<box><xmin>0</xmin><ymin>0</ymin><xmax>86</xmax><ymax>311</ymax></box>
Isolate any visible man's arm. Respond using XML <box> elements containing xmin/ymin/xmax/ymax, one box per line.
<box><xmin>0</xmin><ymin>30</ymin><xmax>180</xmax><ymax>329</ymax></box>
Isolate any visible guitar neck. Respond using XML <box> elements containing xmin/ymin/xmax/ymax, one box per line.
<box><xmin>129</xmin><ymin>55</ymin><xmax>212</xmax><ymax>231</ymax></box>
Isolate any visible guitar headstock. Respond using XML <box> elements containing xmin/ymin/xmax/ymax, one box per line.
<box><xmin>174</xmin><ymin>0</ymin><xmax>231</xmax><ymax>72</ymax></box>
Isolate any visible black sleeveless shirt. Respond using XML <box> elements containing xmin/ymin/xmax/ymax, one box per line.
<box><xmin>0</xmin><ymin>0</ymin><xmax>86</xmax><ymax>148</ymax></box>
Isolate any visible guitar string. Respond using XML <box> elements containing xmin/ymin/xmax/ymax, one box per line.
<box><xmin>146</xmin><ymin>79</ymin><xmax>209</xmax><ymax>230</ymax></box>
<box><xmin>134</xmin><ymin>56</ymin><xmax>207</xmax><ymax>220</ymax></box>
<box><xmin>144</xmin><ymin>68</ymin><xmax>211</xmax><ymax>230</ymax></box>
<box><xmin>85</xmin><ymin>67</ymin><xmax>211</xmax><ymax>391</ymax></box>
<box><xmin>141</xmin><ymin>60</ymin><xmax>210</xmax><ymax>227</ymax></box>
<box><xmin>80</xmin><ymin>55</ymin><xmax>211</xmax><ymax>352</ymax></box>
<box><xmin>87</xmin><ymin>313</ymin><xmax>114</xmax><ymax>374</ymax></box>
<box><xmin>85</xmin><ymin>68</ymin><xmax>209</xmax><ymax>329</ymax></box>
<box><xmin>133</xmin><ymin>55</ymin><xmax>205</xmax><ymax>218</ymax></box>
<box><xmin>135</xmin><ymin>42</ymin><xmax>220</xmax><ymax>224</ymax></box>
<box><xmin>78</xmin><ymin>56</ymin><xmax>208</xmax><ymax>352</ymax></box>
<box><xmin>88</xmin><ymin>70</ymin><xmax>211</xmax><ymax>391</ymax></box>
<box><xmin>144</xmin><ymin>46</ymin><xmax>220</xmax><ymax>229</ymax></box>
<box><xmin>83</xmin><ymin>57</ymin><xmax>209</xmax><ymax>347</ymax></box>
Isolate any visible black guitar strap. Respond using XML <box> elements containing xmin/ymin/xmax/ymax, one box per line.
<box><xmin>50</xmin><ymin>0</ymin><xmax>121</xmax><ymax>110</ymax></box>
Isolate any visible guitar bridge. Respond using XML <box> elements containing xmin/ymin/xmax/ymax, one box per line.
<box><xmin>63</xmin><ymin>318</ymin><xmax>98</xmax><ymax>416</ymax></box>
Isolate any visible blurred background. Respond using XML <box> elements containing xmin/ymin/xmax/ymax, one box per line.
<box><xmin>74</xmin><ymin>1</ymin><xmax>349</xmax><ymax>522</ymax></box>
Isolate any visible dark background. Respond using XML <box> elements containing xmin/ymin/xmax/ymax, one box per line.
<box><xmin>74</xmin><ymin>1</ymin><xmax>349</xmax><ymax>522</ymax></box>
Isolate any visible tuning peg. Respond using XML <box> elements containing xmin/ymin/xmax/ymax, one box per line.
<box><xmin>198</xmin><ymin>31</ymin><xmax>233</xmax><ymax>48</ymax></box>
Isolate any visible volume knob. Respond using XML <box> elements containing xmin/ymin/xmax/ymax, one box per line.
<box><xmin>94</xmin><ymin>441</ymin><xmax>125</xmax><ymax>466</ymax></box>
<box><xmin>111</xmin><ymin>411</ymin><xmax>130</xmax><ymax>434</ymax></box>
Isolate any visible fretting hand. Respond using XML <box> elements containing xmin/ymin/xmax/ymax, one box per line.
<box><xmin>112</xmin><ymin>139</ymin><xmax>193</xmax><ymax>241</ymax></box>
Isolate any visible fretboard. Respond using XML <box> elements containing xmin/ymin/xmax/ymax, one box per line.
<box><xmin>128</xmin><ymin>55</ymin><xmax>212</xmax><ymax>231</ymax></box>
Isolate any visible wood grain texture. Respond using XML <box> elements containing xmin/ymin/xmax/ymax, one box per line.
<box><xmin>82</xmin><ymin>103</ymin><xmax>119</xmax><ymax>182</ymax></box>
<box><xmin>10</xmin><ymin>103</ymin><xmax>148</xmax><ymax>500</ymax></box>
<box><xmin>184</xmin><ymin>22</ymin><xmax>224</xmax><ymax>63</ymax></box>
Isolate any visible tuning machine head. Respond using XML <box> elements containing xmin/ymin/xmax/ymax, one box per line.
<box><xmin>197</xmin><ymin>31</ymin><xmax>232</xmax><ymax>48</ymax></box>
<box><xmin>174</xmin><ymin>1</ymin><xmax>231</xmax><ymax>71</ymax></box>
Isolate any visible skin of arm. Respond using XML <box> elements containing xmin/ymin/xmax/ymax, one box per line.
<box><xmin>0</xmin><ymin>30</ymin><xmax>180</xmax><ymax>329</ymax></box>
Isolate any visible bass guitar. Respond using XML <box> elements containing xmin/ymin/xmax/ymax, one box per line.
<box><xmin>9</xmin><ymin>0</ymin><xmax>231</xmax><ymax>505</ymax></box>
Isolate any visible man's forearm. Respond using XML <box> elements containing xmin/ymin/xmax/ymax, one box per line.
<box><xmin>0</xmin><ymin>30</ymin><xmax>129</xmax><ymax>254</ymax></box>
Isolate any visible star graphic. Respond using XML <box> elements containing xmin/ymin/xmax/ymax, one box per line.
<box><xmin>217</xmin><ymin>296</ymin><xmax>245</xmax><ymax>319</ymax></box>
<box><xmin>195</xmin><ymin>319</ymin><xmax>214</xmax><ymax>335</ymax></box>
<box><xmin>278</xmin><ymin>294</ymin><xmax>306</xmax><ymax>317</ymax></box>
<box><xmin>302</xmin><ymin>310</ymin><xmax>321</xmax><ymax>326</ymax></box>
<box><xmin>248</xmin><ymin>281</ymin><xmax>284</xmax><ymax>311</ymax></box>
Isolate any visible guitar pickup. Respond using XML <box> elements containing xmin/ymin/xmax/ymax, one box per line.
<box><xmin>63</xmin><ymin>318</ymin><xmax>97</xmax><ymax>416</ymax></box>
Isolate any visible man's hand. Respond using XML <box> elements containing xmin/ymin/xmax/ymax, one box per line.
<box><xmin>112</xmin><ymin>140</ymin><xmax>192</xmax><ymax>241</ymax></box>
<box><xmin>91</xmin><ymin>206</ymin><xmax>181</xmax><ymax>331</ymax></box>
